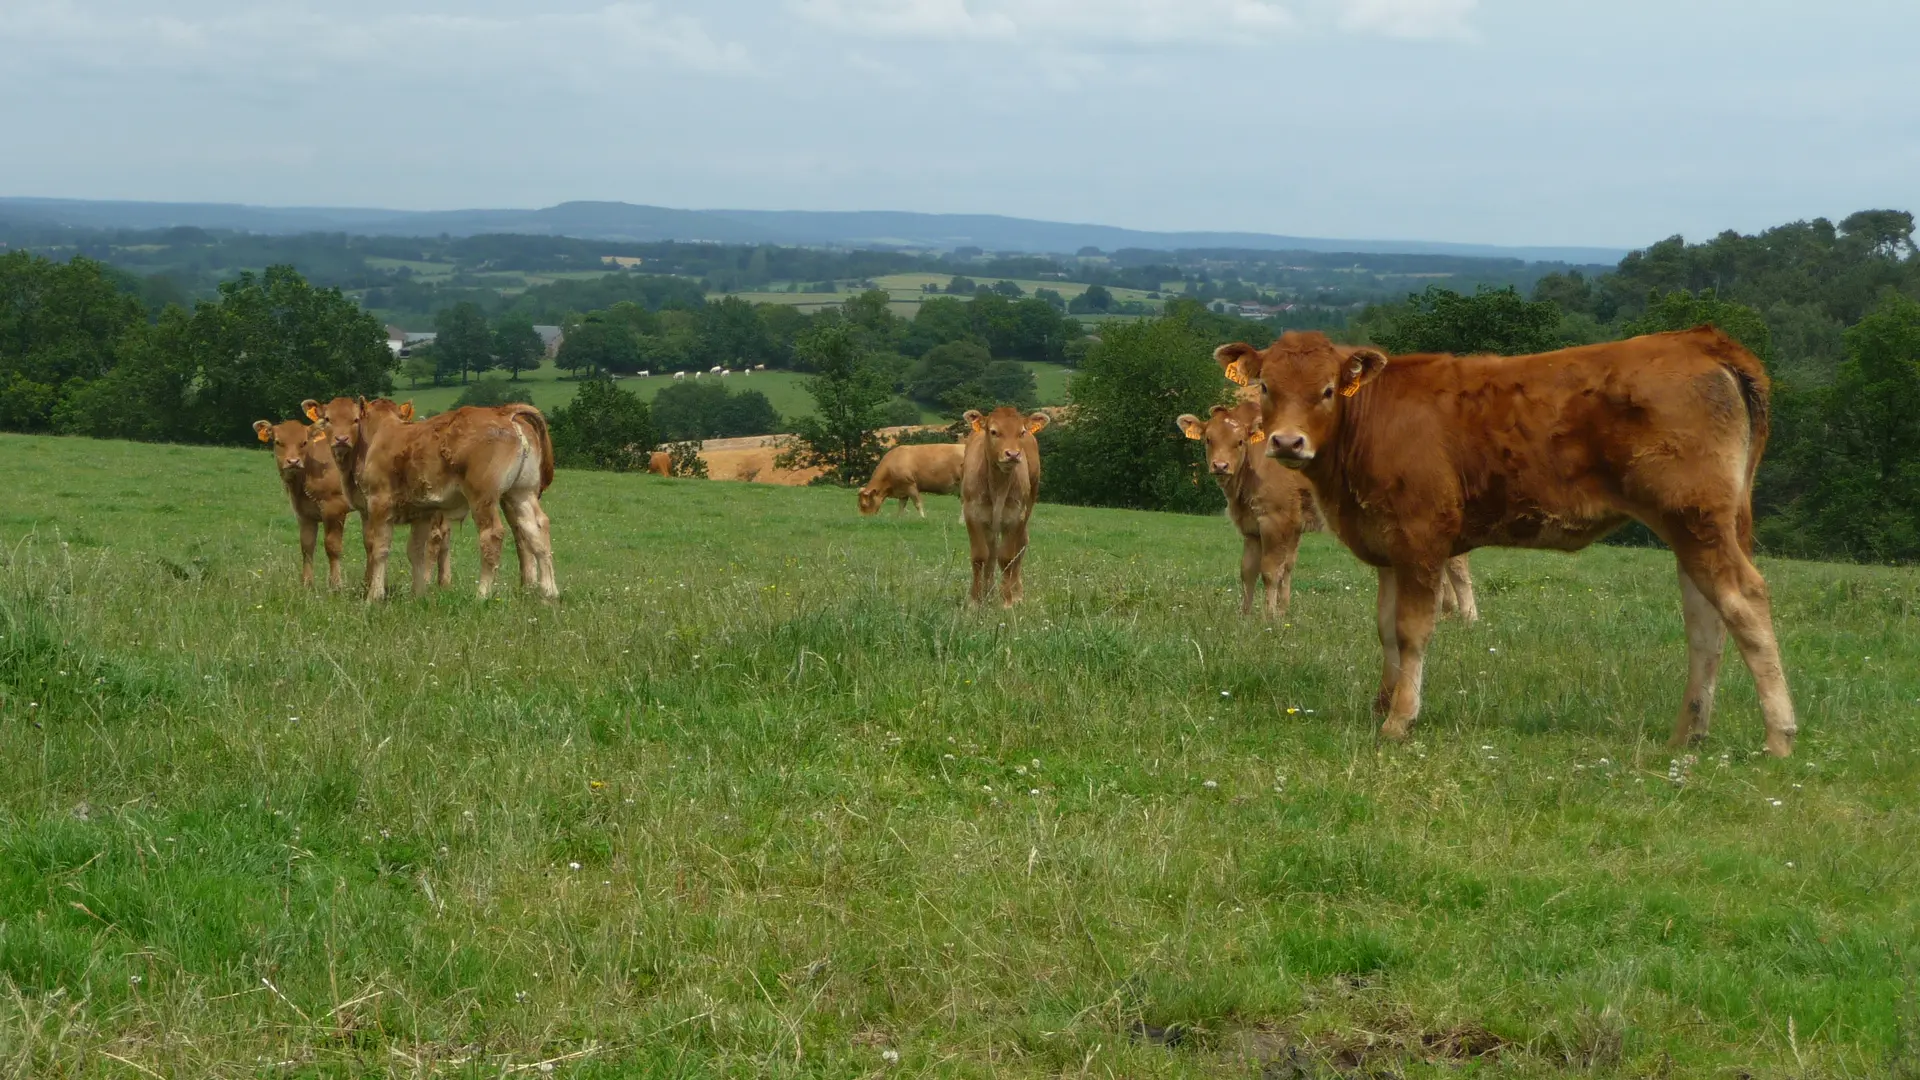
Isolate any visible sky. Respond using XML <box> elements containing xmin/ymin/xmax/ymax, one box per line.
<box><xmin>3</xmin><ymin>0</ymin><xmax>1915</xmax><ymax>248</ymax></box>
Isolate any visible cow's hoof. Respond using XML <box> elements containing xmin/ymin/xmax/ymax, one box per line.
<box><xmin>1378</xmin><ymin>718</ymin><xmax>1415</xmax><ymax>741</ymax></box>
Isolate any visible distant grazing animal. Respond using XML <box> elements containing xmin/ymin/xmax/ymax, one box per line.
<box><xmin>674</xmin><ymin>372</ymin><xmax>686</xmax><ymax>380</ymax></box>
<box><xmin>638</xmin><ymin>370</ymin><xmax>650</xmax><ymax>378</ymax></box>
<box><xmin>709</xmin><ymin>366</ymin><xmax>722</xmax><ymax>374</ymax></box>
<box><xmin>961</xmin><ymin>407</ymin><xmax>1046</xmax><ymax>607</ymax></box>
<box><xmin>752</xmin><ymin>364</ymin><xmax>766</xmax><ymax>371</ymax></box>
<box><xmin>308</xmin><ymin>397</ymin><xmax>556</xmax><ymax>601</ymax></box>
<box><xmin>648</xmin><ymin>450</ymin><xmax>672</xmax><ymax>477</ymax></box>
<box><xmin>1216</xmin><ymin>327</ymin><xmax>1794</xmax><ymax>755</ymax></box>
<box><xmin>858</xmin><ymin>442</ymin><xmax>966</xmax><ymax>517</ymax></box>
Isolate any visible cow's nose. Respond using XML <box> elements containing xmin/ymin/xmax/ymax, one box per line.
<box><xmin>1003</xmin><ymin>449</ymin><xmax>1022</xmax><ymax>460</ymax></box>
<box><xmin>1210</xmin><ymin>460</ymin><xmax>1231</xmax><ymax>474</ymax></box>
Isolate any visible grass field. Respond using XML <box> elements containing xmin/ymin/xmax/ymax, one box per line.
<box><xmin>2</xmin><ymin>433</ymin><xmax>1918</xmax><ymax>1078</ymax></box>
<box><xmin>401</xmin><ymin>362</ymin><xmax>1076</xmax><ymax>429</ymax></box>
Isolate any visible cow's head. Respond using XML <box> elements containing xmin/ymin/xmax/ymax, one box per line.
<box><xmin>255</xmin><ymin>418</ymin><xmax>320</xmax><ymax>478</ymax></box>
<box><xmin>856</xmin><ymin>486</ymin><xmax>884</xmax><ymax>515</ymax></box>
<box><xmin>1216</xmin><ymin>332</ymin><xmax>1386</xmax><ymax>468</ymax></box>
<box><xmin>1176</xmin><ymin>402</ymin><xmax>1266</xmax><ymax>478</ymax></box>
<box><xmin>966</xmin><ymin>407</ymin><xmax>1047</xmax><ymax>472</ymax></box>
<box><xmin>307</xmin><ymin>396</ymin><xmax>413</xmax><ymax>463</ymax></box>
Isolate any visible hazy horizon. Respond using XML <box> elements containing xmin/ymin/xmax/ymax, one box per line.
<box><xmin>3</xmin><ymin>1</ymin><xmax>1913</xmax><ymax>250</ymax></box>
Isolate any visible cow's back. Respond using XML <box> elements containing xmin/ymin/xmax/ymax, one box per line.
<box><xmin>878</xmin><ymin>442</ymin><xmax>966</xmax><ymax>495</ymax></box>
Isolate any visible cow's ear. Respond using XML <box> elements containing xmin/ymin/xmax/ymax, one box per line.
<box><xmin>254</xmin><ymin>420</ymin><xmax>273</xmax><ymax>443</ymax></box>
<box><xmin>1339</xmin><ymin>348</ymin><xmax>1389</xmax><ymax>397</ymax></box>
<box><xmin>1247</xmin><ymin>428</ymin><xmax>1267</xmax><ymax>444</ymax></box>
<box><xmin>1175</xmin><ymin>414</ymin><xmax>1205</xmax><ymax>441</ymax></box>
<box><xmin>1215</xmin><ymin>343</ymin><xmax>1262</xmax><ymax>386</ymax></box>
<box><xmin>301</xmin><ymin>399</ymin><xmax>322</xmax><ymax>422</ymax></box>
<box><xmin>963</xmin><ymin>410</ymin><xmax>984</xmax><ymax>433</ymax></box>
<box><xmin>1025</xmin><ymin>412</ymin><xmax>1049</xmax><ymax>435</ymax></box>
<box><xmin>399</xmin><ymin>401</ymin><xmax>415</xmax><ymax>421</ymax></box>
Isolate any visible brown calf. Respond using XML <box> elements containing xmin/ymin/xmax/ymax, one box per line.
<box><xmin>859</xmin><ymin>442</ymin><xmax>966</xmax><ymax>516</ymax></box>
<box><xmin>960</xmin><ymin>406</ymin><xmax>1046</xmax><ymax>607</ymax></box>
<box><xmin>308</xmin><ymin>397</ymin><xmax>557</xmax><ymax>601</ymax></box>
<box><xmin>648</xmin><ymin>450</ymin><xmax>672</xmax><ymax>477</ymax></box>
<box><xmin>254</xmin><ymin>419</ymin><xmax>354</xmax><ymax>588</ymax></box>
<box><xmin>1217</xmin><ymin>327</ymin><xmax>1794</xmax><ymax>756</ymax></box>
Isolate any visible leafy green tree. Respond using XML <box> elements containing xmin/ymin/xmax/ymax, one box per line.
<box><xmin>698</xmin><ymin>296</ymin><xmax>772</xmax><ymax>368</ymax></box>
<box><xmin>665</xmin><ymin>440</ymin><xmax>708</xmax><ymax>478</ymax></box>
<box><xmin>901</xmin><ymin>296</ymin><xmax>978</xmax><ymax>357</ymax></box>
<box><xmin>651</xmin><ymin>381</ymin><xmax>781</xmax><ymax>440</ymax></box>
<box><xmin>1767</xmin><ymin>292</ymin><xmax>1920</xmax><ymax>562</ymax></box>
<box><xmin>548</xmin><ymin>376</ymin><xmax>656</xmax><ymax>471</ymax></box>
<box><xmin>776</xmin><ymin>322</ymin><xmax>891</xmax><ymax>486</ymax></box>
<box><xmin>881</xmin><ymin>397</ymin><xmax>923</xmax><ymax>426</ymax></box>
<box><xmin>433</xmin><ymin>301</ymin><xmax>492</xmax><ymax>384</ymax></box>
<box><xmin>1068</xmin><ymin>284</ymin><xmax>1115</xmax><ymax>315</ymax></box>
<box><xmin>0</xmin><ymin>252</ymin><xmax>145</xmax><ymax>432</ymax></box>
<box><xmin>1531</xmin><ymin>269</ymin><xmax>1594</xmax><ymax>314</ymax></box>
<box><xmin>944</xmin><ymin>276</ymin><xmax>977</xmax><ymax>295</ymax></box>
<box><xmin>1034</xmin><ymin>287</ymin><xmax>1067</xmax><ymax>312</ymax></box>
<box><xmin>1622</xmin><ymin>288</ymin><xmax>1776</xmax><ymax>365</ymax></box>
<box><xmin>491</xmin><ymin>316</ymin><xmax>545</xmax><ymax>380</ymax></box>
<box><xmin>557</xmin><ymin>320</ymin><xmax>640</xmax><ymax>377</ymax></box>
<box><xmin>991</xmin><ymin>280</ymin><xmax>1025</xmax><ymax>297</ymax></box>
<box><xmin>976</xmin><ymin>360</ymin><xmax>1039</xmax><ymax>411</ymax></box>
<box><xmin>400</xmin><ymin>349</ymin><xmax>438</xmax><ymax>389</ymax></box>
<box><xmin>1374</xmin><ymin>285</ymin><xmax>1565</xmax><ymax>356</ymax></box>
<box><xmin>1041</xmin><ymin>306</ymin><xmax>1232</xmax><ymax>514</ymax></box>
<box><xmin>909</xmin><ymin>340</ymin><xmax>991</xmax><ymax>406</ymax></box>
<box><xmin>453</xmin><ymin>376</ymin><xmax>529</xmax><ymax>408</ymax></box>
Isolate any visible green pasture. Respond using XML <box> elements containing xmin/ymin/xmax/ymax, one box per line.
<box><xmin>0</xmin><ymin>433</ymin><xmax>1916</xmax><ymax>1077</ymax></box>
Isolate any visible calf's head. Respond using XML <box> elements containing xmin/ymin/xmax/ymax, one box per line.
<box><xmin>964</xmin><ymin>407</ymin><xmax>1048</xmax><ymax>473</ymax></box>
<box><xmin>305</xmin><ymin>396</ymin><xmax>413</xmax><ymax>465</ymax></box>
<box><xmin>1176</xmin><ymin>402</ymin><xmax>1265</xmax><ymax>477</ymax></box>
<box><xmin>255</xmin><ymin>418</ymin><xmax>321</xmax><ymax>478</ymax></box>
<box><xmin>1215</xmin><ymin>332</ymin><xmax>1387</xmax><ymax>467</ymax></box>
<box><xmin>857</xmin><ymin>485</ymin><xmax>885</xmax><ymax>515</ymax></box>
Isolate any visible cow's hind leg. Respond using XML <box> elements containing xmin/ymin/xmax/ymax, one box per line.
<box><xmin>1260</xmin><ymin>525</ymin><xmax>1301</xmax><ymax>622</ymax></box>
<box><xmin>323</xmin><ymin>516</ymin><xmax>345</xmax><ymax>590</ymax></box>
<box><xmin>1446</xmin><ymin>555</ymin><xmax>1478</xmax><ymax>624</ymax></box>
<box><xmin>1239</xmin><ymin>535</ymin><xmax>1261</xmax><ymax>616</ymax></box>
<box><xmin>471</xmin><ymin>500</ymin><xmax>507</xmax><ymax>600</ymax></box>
<box><xmin>433</xmin><ymin>515</ymin><xmax>454</xmax><ymax>586</ymax></box>
<box><xmin>362</xmin><ymin>507</ymin><xmax>395</xmax><ymax>602</ymax></box>
<box><xmin>406</xmin><ymin>520</ymin><xmax>435</xmax><ymax>598</ymax></box>
<box><xmin>1671</xmin><ymin>564</ymin><xmax>1726</xmax><ymax>748</ymax></box>
<box><xmin>912</xmin><ymin>489</ymin><xmax>926</xmax><ymax>518</ymax></box>
<box><xmin>504</xmin><ymin>491</ymin><xmax>558</xmax><ymax>599</ymax></box>
<box><xmin>1378</xmin><ymin>561</ymin><xmax>1441</xmax><ymax>741</ymax></box>
<box><xmin>1674</xmin><ymin>533</ymin><xmax>1795</xmax><ymax>756</ymax></box>
<box><xmin>996</xmin><ymin>522</ymin><xmax>1028</xmax><ymax>608</ymax></box>
<box><xmin>1373</xmin><ymin>565</ymin><xmax>1400</xmax><ymax>715</ymax></box>
<box><xmin>298</xmin><ymin>517</ymin><xmax>319</xmax><ymax>588</ymax></box>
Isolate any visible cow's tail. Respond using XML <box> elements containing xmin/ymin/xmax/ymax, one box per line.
<box><xmin>1696</xmin><ymin>324</ymin><xmax>1770</xmax><ymax>552</ymax></box>
<box><xmin>509</xmin><ymin>405</ymin><xmax>555</xmax><ymax>493</ymax></box>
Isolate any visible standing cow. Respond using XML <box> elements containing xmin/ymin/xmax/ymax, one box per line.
<box><xmin>253</xmin><ymin>419</ymin><xmax>355</xmax><ymax>589</ymax></box>
<box><xmin>1216</xmin><ymin>327</ymin><xmax>1795</xmax><ymax>756</ymax></box>
<box><xmin>960</xmin><ymin>407</ymin><xmax>1046</xmax><ymax>607</ymax></box>
<box><xmin>859</xmin><ymin>442</ymin><xmax>966</xmax><ymax>517</ymax></box>
<box><xmin>308</xmin><ymin>397</ymin><xmax>557</xmax><ymax>601</ymax></box>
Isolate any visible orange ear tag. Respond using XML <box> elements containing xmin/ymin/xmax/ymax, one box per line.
<box><xmin>1341</xmin><ymin>383</ymin><xmax>1363</xmax><ymax>398</ymax></box>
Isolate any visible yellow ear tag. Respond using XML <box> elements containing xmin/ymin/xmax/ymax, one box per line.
<box><xmin>1341</xmin><ymin>383</ymin><xmax>1363</xmax><ymax>398</ymax></box>
<box><xmin>1248</xmin><ymin>429</ymin><xmax>1267</xmax><ymax>443</ymax></box>
<box><xmin>1225</xmin><ymin>360</ymin><xmax>1248</xmax><ymax>386</ymax></box>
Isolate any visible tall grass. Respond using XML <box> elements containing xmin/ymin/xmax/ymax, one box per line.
<box><xmin>0</xmin><ymin>432</ymin><xmax>1916</xmax><ymax>1077</ymax></box>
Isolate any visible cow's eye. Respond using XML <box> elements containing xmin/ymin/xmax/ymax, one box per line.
<box><xmin>1322</xmin><ymin>386</ymin><xmax>1335</xmax><ymax>400</ymax></box>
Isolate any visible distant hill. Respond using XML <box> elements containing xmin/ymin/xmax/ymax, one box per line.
<box><xmin>0</xmin><ymin>196</ymin><xmax>1627</xmax><ymax>264</ymax></box>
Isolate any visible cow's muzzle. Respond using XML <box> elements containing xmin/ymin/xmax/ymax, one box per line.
<box><xmin>1210</xmin><ymin>460</ymin><xmax>1232</xmax><ymax>475</ymax></box>
<box><xmin>1265</xmin><ymin>433</ymin><xmax>1313</xmax><ymax>467</ymax></box>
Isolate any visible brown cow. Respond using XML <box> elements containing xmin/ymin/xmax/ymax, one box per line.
<box><xmin>859</xmin><ymin>442</ymin><xmax>966</xmax><ymax>516</ymax></box>
<box><xmin>648</xmin><ymin>450</ymin><xmax>672</xmax><ymax>477</ymax></box>
<box><xmin>307</xmin><ymin>397</ymin><xmax>557</xmax><ymax>601</ymax></box>
<box><xmin>253</xmin><ymin>419</ymin><xmax>354</xmax><ymax>589</ymax></box>
<box><xmin>960</xmin><ymin>406</ymin><xmax>1046</xmax><ymax>607</ymax></box>
<box><xmin>1216</xmin><ymin>327</ymin><xmax>1795</xmax><ymax>756</ymax></box>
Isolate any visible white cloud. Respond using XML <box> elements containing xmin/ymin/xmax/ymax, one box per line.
<box><xmin>0</xmin><ymin>2</ymin><xmax>751</xmax><ymax>78</ymax></box>
<box><xmin>792</xmin><ymin>0</ymin><xmax>1295</xmax><ymax>48</ymax></box>
<box><xmin>1333</xmin><ymin>0</ymin><xmax>1476</xmax><ymax>40</ymax></box>
<box><xmin>791</xmin><ymin>0</ymin><xmax>1480</xmax><ymax>47</ymax></box>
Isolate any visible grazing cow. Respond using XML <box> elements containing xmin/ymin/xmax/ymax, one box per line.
<box><xmin>859</xmin><ymin>442</ymin><xmax>967</xmax><ymax>517</ymax></box>
<box><xmin>648</xmin><ymin>450</ymin><xmax>672</xmax><ymax>477</ymax></box>
<box><xmin>307</xmin><ymin>397</ymin><xmax>557</xmax><ymax>601</ymax></box>
<box><xmin>638</xmin><ymin>370</ymin><xmax>650</xmax><ymax>378</ymax></box>
<box><xmin>674</xmin><ymin>372</ymin><xmax>687</xmax><ymax>380</ymax></box>
<box><xmin>709</xmin><ymin>366</ymin><xmax>722</xmax><ymax>374</ymax></box>
<box><xmin>960</xmin><ymin>407</ymin><xmax>1046</xmax><ymax>607</ymax></box>
<box><xmin>1216</xmin><ymin>327</ymin><xmax>1795</xmax><ymax>755</ymax></box>
<box><xmin>752</xmin><ymin>364</ymin><xmax>766</xmax><ymax>371</ymax></box>
<box><xmin>253</xmin><ymin>419</ymin><xmax>355</xmax><ymax>588</ymax></box>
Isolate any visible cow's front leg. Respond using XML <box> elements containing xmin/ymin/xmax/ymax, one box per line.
<box><xmin>298</xmin><ymin>516</ymin><xmax>319</xmax><ymax>588</ymax></box>
<box><xmin>406</xmin><ymin>519</ymin><xmax>434</xmax><ymax>597</ymax></box>
<box><xmin>1379</xmin><ymin>561</ymin><xmax>1441</xmax><ymax>741</ymax></box>
<box><xmin>1372</xmin><ymin>565</ymin><xmax>1400</xmax><ymax>714</ymax></box>
<box><xmin>362</xmin><ymin>505</ymin><xmax>395</xmax><ymax>601</ymax></box>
